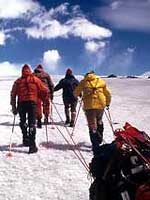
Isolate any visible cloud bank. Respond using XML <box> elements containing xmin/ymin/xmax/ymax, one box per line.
<box><xmin>0</xmin><ymin>62</ymin><xmax>21</xmax><ymax>76</ymax></box>
<box><xmin>98</xmin><ymin>0</ymin><xmax>150</xmax><ymax>32</ymax></box>
<box><xmin>0</xmin><ymin>1</ymin><xmax>112</xmax><ymax>43</ymax></box>
<box><xmin>0</xmin><ymin>0</ymin><xmax>40</xmax><ymax>19</ymax></box>
<box><xmin>0</xmin><ymin>0</ymin><xmax>113</xmax><ymax>74</ymax></box>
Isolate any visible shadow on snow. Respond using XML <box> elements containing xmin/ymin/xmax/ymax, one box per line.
<box><xmin>40</xmin><ymin>141</ymin><xmax>91</xmax><ymax>153</ymax></box>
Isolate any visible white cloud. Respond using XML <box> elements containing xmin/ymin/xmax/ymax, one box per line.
<box><xmin>98</xmin><ymin>0</ymin><xmax>150</xmax><ymax>32</ymax></box>
<box><xmin>141</xmin><ymin>71</ymin><xmax>150</xmax><ymax>77</ymax></box>
<box><xmin>86</xmin><ymin>49</ymin><xmax>107</xmax><ymax>72</ymax></box>
<box><xmin>26</xmin><ymin>20</ymin><xmax>69</xmax><ymax>39</ymax></box>
<box><xmin>127</xmin><ymin>47</ymin><xmax>136</xmax><ymax>53</ymax></box>
<box><xmin>25</xmin><ymin>3</ymin><xmax>70</xmax><ymax>39</ymax></box>
<box><xmin>0</xmin><ymin>0</ymin><xmax>40</xmax><ymax>19</ymax></box>
<box><xmin>43</xmin><ymin>50</ymin><xmax>61</xmax><ymax>71</ymax></box>
<box><xmin>67</xmin><ymin>17</ymin><xmax>112</xmax><ymax>40</ymax></box>
<box><xmin>84</xmin><ymin>40</ymin><xmax>108</xmax><ymax>70</ymax></box>
<box><xmin>26</xmin><ymin>16</ymin><xmax>112</xmax><ymax>41</ymax></box>
<box><xmin>111</xmin><ymin>1</ymin><xmax>122</xmax><ymax>10</ymax></box>
<box><xmin>108</xmin><ymin>48</ymin><xmax>135</xmax><ymax>75</ymax></box>
<box><xmin>48</xmin><ymin>2</ymin><xmax>69</xmax><ymax>17</ymax></box>
<box><xmin>0</xmin><ymin>2</ymin><xmax>112</xmax><ymax>47</ymax></box>
<box><xmin>0</xmin><ymin>31</ymin><xmax>6</xmax><ymax>45</ymax></box>
<box><xmin>85</xmin><ymin>40</ymin><xmax>106</xmax><ymax>53</ymax></box>
<box><xmin>0</xmin><ymin>61</ymin><xmax>20</xmax><ymax>76</ymax></box>
<box><xmin>25</xmin><ymin>2</ymin><xmax>112</xmax><ymax>41</ymax></box>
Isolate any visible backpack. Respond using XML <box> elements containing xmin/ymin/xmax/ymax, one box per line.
<box><xmin>89</xmin><ymin>142</ymin><xmax>119</xmax><ymax>179</ymax></box>
<box><xmin>114</xmin><ymin>122</ymin><xmax>150</xmax><ymax>171</ymax></box>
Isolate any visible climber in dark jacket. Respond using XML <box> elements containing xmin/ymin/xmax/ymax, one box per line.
<box><xmin>33</xmin><ymin>64</ymin><xmax>54</xmax><ymax>127</ymax></box>
<box><xmin>54</xmin><ymin>68</ymin><xmax>79</xmax><ymax>127</ymax></box>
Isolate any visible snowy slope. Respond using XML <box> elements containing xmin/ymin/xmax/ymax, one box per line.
<box><xmin>0</xmin><ymin>76</ymin><xmax>150</xmax><ymax>200</ymax></box>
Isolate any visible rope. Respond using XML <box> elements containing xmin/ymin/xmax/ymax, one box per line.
<box><xmin>51</xmin><ymin>117</ymin><xmax>89</xmax><ymax>172</ymax></box>
<box><xmin>52</xmin><ymin>102</ymin><xmax>89</xmax><ymax>172</ymax></box>
<box><xmin>52</xmin><ymin>102</ymin><xmax>64</xmax><ymax>106</ymax></box>
<box><xmin>53</xmin><ymin>93</ymin><xmax>63</xmax><ymax>97</ymax></box>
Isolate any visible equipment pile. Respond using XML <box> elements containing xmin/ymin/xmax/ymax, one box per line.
<box><xmin>89</xmin><ymin>122</ymin><xmax>150</xmax><ymax>200</ymax></box>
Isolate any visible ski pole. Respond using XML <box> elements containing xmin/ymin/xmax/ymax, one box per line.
<box><xmin>71</xmin><ymin>99</ymin><xmax>82</xmax><ymax>136</ymax></box>
<box><xmin>104</xmin><ymin>108</ymin><xmax>115</xmax><ymax>133</ymax></box>
<box><xmin>6</xmin><ymin>114</ymin><xmax>16</xmax><ymax>157</ymax></box>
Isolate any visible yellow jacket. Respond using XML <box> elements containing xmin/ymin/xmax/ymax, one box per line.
<box><xmin>73</xmin><ymin>73</ymin><xmax>111</xmax><ymax>110</ymax></box>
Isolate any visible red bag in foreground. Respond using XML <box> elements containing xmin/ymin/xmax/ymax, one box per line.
<box><xmin>135</xmin><ymin>183</ymin><xmax>150</xmax><ymax>200</ymax></box>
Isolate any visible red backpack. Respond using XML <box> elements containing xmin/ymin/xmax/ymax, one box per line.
<box><xmin>114</xmin><ymin>122</ymin><xmax>150</xmax><ymax>168</ymax></box>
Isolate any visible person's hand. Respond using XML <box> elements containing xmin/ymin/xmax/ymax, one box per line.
<box><xmin>106</xmin><ymin>105</ymin><xmax>110</xmax><ymax>110</ymax></box>
<box><xmin>51</xmin><ymin>94</ymin><xmax>53</xmax><ymax>101</ymax></box>
<box><xmin>12</xmin><ymin>106</ymin><xmax>17</xmax><ymax>115</ymax></box>
<box><xmin>79</xmin><ymin>93</ymin><xmax>82</xmax><ymax>98</ymax></box>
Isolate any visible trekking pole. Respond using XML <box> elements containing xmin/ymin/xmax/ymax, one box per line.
<box><xmin>125</xmin><ymin>137</ymin><xmax>150</xmax><ymax>170</ymax></box>
<box><xmin>104</xmin><ymin>108</ymin><xmax>115</xmax><ymax>133</ymax></box>
<box><xmin>45</xmin><ymin>122</ymin><xmax>49</xmax><ymax>148</ymax></box>
<box><xmin>50</xmin><ymin>102</ymin><xmax>55</xmax><ymax>129</ymax></box>
<box><xmin>6</xmin><ymin>114</ymin><xmax>16</xmax><ymax>157</ymax></box>
<box><xmin>71</xmin><ymin>99</ymin><xmax>82</xmax><ymax>137</ymax></box>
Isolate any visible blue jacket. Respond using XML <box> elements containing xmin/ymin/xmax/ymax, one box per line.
<box><xmin>54</xmin><ymin>74</ymin><xmax>79</xmax><ymax>103</ymax></box>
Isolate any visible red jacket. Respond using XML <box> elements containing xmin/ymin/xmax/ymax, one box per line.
<box><xmin>10</xmin><ymin>65</ymin><xmax>49</xmax><ymax>107</ymax></box>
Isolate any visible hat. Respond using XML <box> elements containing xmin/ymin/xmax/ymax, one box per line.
<box><xmin>85</xmin><ymin>70</ymin><xmax>94</xmax><ymax>76</ymax></box>
<box><xmin>37</xmin><ymin>64</ymin><xmax>43</xmax><ymax>69</ymax></box>
<box><xmin>66</xmin><ymin>68</ymin><xmax>72</xmax><ymax>75</ymax></box>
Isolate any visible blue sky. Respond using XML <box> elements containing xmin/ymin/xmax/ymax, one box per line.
<box><xmin>0</xmin><ymin>0</ymin><xmax>150</xmax><ymax>76</ymax></box>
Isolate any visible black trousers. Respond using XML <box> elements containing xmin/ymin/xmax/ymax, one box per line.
<box><xmin>64</xmin><ymin>101</ymin><xmax>77</xmax><ymax>113</ymax></box>
<box><xmin>18</xmin><ymin>101</ymin><xmax>37</xmax><ymax>128</ymax></box>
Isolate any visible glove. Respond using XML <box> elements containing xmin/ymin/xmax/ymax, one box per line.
<box><xmin>12</xmin><ymin>106</ymin><xmax>18</xmax><ymax>115</ymax></box>
<box><xmin>106</xmin><ymin>105</ymin><xmax>110</xmax><ymax>110</ymax></box>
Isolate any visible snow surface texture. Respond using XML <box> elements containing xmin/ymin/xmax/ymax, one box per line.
<box><xmin>0</xmin><ymin>76</ymin><xmax>150</xmax><ymax>200</ymax></box>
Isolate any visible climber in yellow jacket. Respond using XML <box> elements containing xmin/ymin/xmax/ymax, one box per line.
<box><xmin>73</xmin><ymin>71</ymin><xmax>111</xmax><ymax>155</ymax></box>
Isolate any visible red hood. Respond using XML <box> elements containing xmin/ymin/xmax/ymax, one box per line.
<box><xmin>22</xmin><ymin>64</ymin><xmax>32</xmax><ymax>77</ymax></box>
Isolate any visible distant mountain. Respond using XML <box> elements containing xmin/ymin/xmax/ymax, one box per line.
<box><xmin>107</xmin><ymin>74</ymin><xmax>117</xmax><ymax>78</ymax></box>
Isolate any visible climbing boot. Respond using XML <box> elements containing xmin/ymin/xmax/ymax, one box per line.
<box><xmin>37</xmin><ymin>119</ymin><xmax>42</xmax><ymax>128</ymax></box>
<box><xmin>20</xmin><ymin>123</ymin><xmax>29</xmax><ymax>146</ymax></box>
<box><xmin>97</xmin><ymin>123</ymin><xmax>104</xmax><ymax>144</ymax></box>
<box><xmin>89</xmin><ymin>129</ymin><xmax>101</xmax><ymax>155</ymax></box>
<box><xmin>28</xmin><ymin>127</ymin><xmax>38</xmax><ymax>154</ymax></box>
